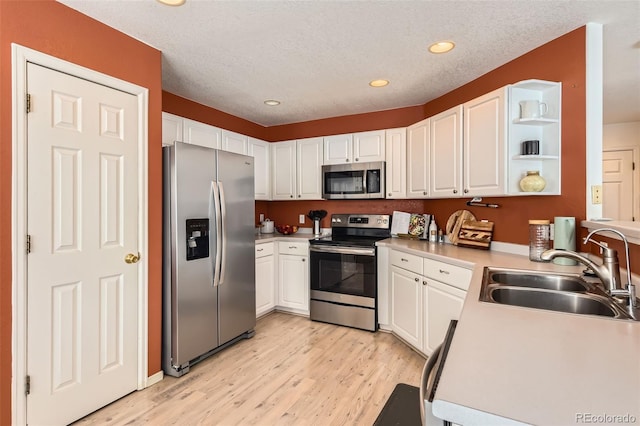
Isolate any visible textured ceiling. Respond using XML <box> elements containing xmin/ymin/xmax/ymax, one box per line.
<box><xmin>58</xmin><ymin>0</ymin><xmax>640</xmax><ymax>126</ymax></box>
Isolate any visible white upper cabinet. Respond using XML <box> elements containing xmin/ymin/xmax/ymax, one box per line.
<box><xmin>507</xmin><ymin>80</ymin><xmax>562</xmax><ymax>195</ymax></box>
<box><xmin>463</xmin><ymin>87</ymin><xmax>508</xmax><ymax>196</ymax></box>
<box><xmin>324</xmin><ymin>134</ymin><xmax>353</xmax><ymax>165</ymax></box>
<box><xmin>271</xmin><ymin>140</ymin><xmax>297</xmax><ymax>200</ymax></box>
<box><xmin>430</xmin><ymin>106</ymin><xmax>463</xmax><ymax>198</ymax></box>
<box><xmin>183</xmin><ymin>117</ymin><xmax>222</xmax><ymax>149</ymax></box>
<box><xmin>296</xmin><ymin>137</ymin><xmax>324</xmax><ymax>200</ymax></box>
<box><xmin>323</xmin><ymin>130</ymin><xmax>385</xmax><ymax>165</ymax></box>
<box><xmin>353</xmin><ymin>130</ymin><xmax>385</xmax><ymax>163</ymax></box>
<box><xmin>248</xmin><ymin>137</ymin><xmax>271</xmax><ymax>200</ymax></box>
<box><xmin>222</xmin><ymin>129</ymin><xmax>248</xmax><ymax>155</ymax></box>
<box><xmin>385</xmin><ymin>128</ymin><xmax>407</xmax><ymax>199</ymax></box>
<box><xmin>407</xmin><ymin>118</ymin><xmax>430</xmax><ymax>198</ymax></box>
<box><xmin>161</xmin><ymin>112</ymin><xmax>183</xmax><ymax>146</ymax></box>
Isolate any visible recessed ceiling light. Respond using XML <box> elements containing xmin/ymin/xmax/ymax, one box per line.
<box><xmin>429</xmin><ymin>41</ymin><xmax>455</xmax><ymax>54</ymax></box>
<box><xmin>369</xmin><ymin>79</ymin><xmax>389</xmax><ymax>88</ymax></box>
<box><xmin>157</xmin><ymin>0</ymin><xmax>186</xmax><ymax>5</ymax></box>
<box><xmin>264</xmin><ymin>100</ymin><xmax>280</xmax><ymax>106</ymax></box>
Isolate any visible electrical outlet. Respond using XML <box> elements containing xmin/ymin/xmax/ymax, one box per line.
<box><xmin>591</xmin><ymin>185</ymin><xmax>603</xmax><ymax>205</ymax></box>
<box><xmin>299</xmin><ymin>214</ymin><xmax>305</xmax><ymax>224</ymax></box>
<box><xmin>259</xmin><ymin>213</ymin><xmax>264</xmax><ymax>222</ymax></box>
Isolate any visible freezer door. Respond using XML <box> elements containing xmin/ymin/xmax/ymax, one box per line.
<box><xmin>167</xmin><ymin>142</ymin><xmax>220</xmax><ymax>367</ymax></box>
<box><xmin>216</xmin><ymin>150</ymin><xmax>257</xmax><ymax>345</ymax></box>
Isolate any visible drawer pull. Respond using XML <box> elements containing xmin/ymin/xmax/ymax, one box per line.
<box><xmin>401</xmin><ymin>258</ymin><xmax>409</xmax><ymax>262</ymax></box>
<box><xmin>439</xmin><ymin>269</ymin><xmax>450</xmax><ymax>275</ymax></box>
<box><xmin>289</xmin><ymin>245</ymin><xmax>297</xmax><ymax>249</ymax></box>
<box><xmin>257</xmin><ymin>248</ymin><xmax>264</xmax><ymax>252</ymax></box>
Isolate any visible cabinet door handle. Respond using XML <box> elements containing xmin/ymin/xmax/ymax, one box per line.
<box><xmin>355</xmin><ymin>158</ymin><xmax>359</xmax><ymax>162</ymax></box>
<box><xmin>453</xmin><ymin>189</ymin><xmax>458</xmax><ymax>194</ymax></box>
<box><xmin>290</xmin><ymin>195</ymin><xmax>294</xmax><ymax>198</ymax></box>
<box><xmin>423</xmin><ymin>280</ymin><xmax>428</xmax><ymax>286</ymax></box>
<box><xmin>302</xmin><ymin>258</ymin><xmax>306</xmax><ymax>262</ymax></box>
<box><xmin>439</xmin><ymin>269</ymin><xmax>450</xmax><ymax>275</ymax></box>
<box><xmin>298</xmin><ymin>194</ymin><xmax>301</xmax><ymax>198</ymax></box>
<box><xmin>423</xmin><ymin>191</ymin><xmax>427</xmax><ymax>195</ymax></box>
<box><xmin>464</xmin><ymin>189</ymin><xmax>469</xmax><ymax>193</ymax></box>
<box><xmin>414</xmin><ymin>277</ymin><xmax>419</xmax><ymax>282</ymax></box>
<box><xmin>388</xmin><ymin>193</ymin><xmax>392</xmax><ymax>196</ymax></box>
<box><xmin>345</xmin><ymin>159</ymin><xmax>349</xmax><ymax>162</ymax></box>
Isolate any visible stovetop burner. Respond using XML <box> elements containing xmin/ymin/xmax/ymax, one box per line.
<box><xmin>309</xmin><ymin>213</ymin><xmax>391</xmax><ymax>248</ymax></box>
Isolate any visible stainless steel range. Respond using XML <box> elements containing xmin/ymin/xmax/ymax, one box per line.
<box><xmin>309</xmin><ymin>213</ymin><xmax>391</xmax><ymax>331</ymax></box>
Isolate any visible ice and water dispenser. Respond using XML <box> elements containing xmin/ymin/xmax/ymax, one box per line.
<box><xmin>186</xmin><ymin>219</ymin><xmax>209</xmax><ymax>261</ymax></box>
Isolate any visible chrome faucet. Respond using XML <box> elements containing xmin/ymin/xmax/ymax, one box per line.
<box><xmin>541</xmin><ymin>228</ymin><xmax>636</xmax><ymax>316</ymax></box>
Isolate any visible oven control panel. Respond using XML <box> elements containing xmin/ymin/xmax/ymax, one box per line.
<box><xmin>331</xmin><ymin>214</ymin><xmax>390</xmax><ymax>229</ymax></box>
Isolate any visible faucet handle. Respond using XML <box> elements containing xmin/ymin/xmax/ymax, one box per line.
<box><xmin>584</xmin><ymin>237</ymin><xmax>618</xmax><ymax>258</ymax></box>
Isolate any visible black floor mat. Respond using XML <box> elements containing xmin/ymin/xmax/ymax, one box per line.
<box><xmin>373</xmin><ymin>383</ymin><xmax>422</xmax><ymax>426</ymax></box>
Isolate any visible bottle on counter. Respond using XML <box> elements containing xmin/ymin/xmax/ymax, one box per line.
<box><xmin>529</xmin><ymin>219</ymin><xmax>551</xmax><ymax>261</ymax></box>
<box><xmin>438</xmin><ymin>229</ymin><xmax>444</xmax><ymax>243</ymax></box>
<box><xmin>429</xmin><ymin>218</ymin><xmax>438</xmax><ymax>242</ymax></box>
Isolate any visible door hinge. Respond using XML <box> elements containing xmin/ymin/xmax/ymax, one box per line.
<box><xmin>26</xmin><ymin>94</ymin><xmax>31</xmax><ymax>113</ymax></box>
<box><xmin>25</xmin><ymin>375</ymin><xmax>30</xmax><ymax>396</ymax></box>
<box><xmin>26</xmin><ymin>235</ymin><xmax>31</xmax><ymax>254</ymax></box>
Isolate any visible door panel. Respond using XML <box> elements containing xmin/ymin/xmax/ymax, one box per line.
<box><xmin>603</xmin><ymin>150</ymin><xmax>634</xmax><ymax>220</ymax></box>
<box><xmin>27</xmin><ymin>63</ymin><xmax>139</xmax><ymax>425</ymax></box>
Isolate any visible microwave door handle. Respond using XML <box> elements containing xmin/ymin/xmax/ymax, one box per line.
<box><xmin>362</xmin><ymin>170</ymin><xmax>367</xmax><ymax>194</ymax></box>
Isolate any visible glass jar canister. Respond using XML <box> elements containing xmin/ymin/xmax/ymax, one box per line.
<box><xmin>529</xmin><ymin>219</ymin><xmax>550</xmax><ymax>262</ymax></box>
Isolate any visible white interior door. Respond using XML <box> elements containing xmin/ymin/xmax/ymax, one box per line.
<box><xmin>26</xmin><ymin>63</ymin><xmax>140</xmax><ymax>425</ymax></box>
<box><xmin>603</xmin><ymin>149</ymin><xmax>634</xmax><ymax>220</ymax></box>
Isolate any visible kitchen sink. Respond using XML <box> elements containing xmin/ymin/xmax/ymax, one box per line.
<box><xmin>489</xmin><ymin>287</ymin><xmax>620</xmax><ymax>317</ymax></box>
<box><xmin>489</xmin><ymin>271</ymin><xmax>589</xmax><ymax>292</ymax></box>
<box><xmin>480</xmin><ymin>267</ymin><xmax>634</xmax><ymax>320</ymax></box>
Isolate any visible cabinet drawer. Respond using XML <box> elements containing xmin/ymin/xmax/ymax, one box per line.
<box><xmin>423</xmin><ymin>258</ymin><xmax>472</xmax><ymax>291</ymax></box>
<box><xmin>278</xmin><ymin>241</ymin><xmax>308</xmax><ymax>256</ymax></box>
<box><xmin>390</xmin><ymin>250</ymin><xmax>423</xmax><ymax>275</ymax></box>
<box><xmin>255</xmin><ymin>242</ymin><xmax>274</xmax><ymax>258</ymax></box>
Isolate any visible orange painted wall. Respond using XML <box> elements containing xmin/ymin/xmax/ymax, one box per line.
<box><xmin>163</xmin><ymin>91</ymin><xmax>270</xmax><ymax>140</ymax></box>
<box><xmin>169</xmin><ymin>29</ymin><xmax>587</xmax><ymax>247</ymax></box>
<box><xmin>0</xmin><ymin>1</ymin><xmax>163</xmax><ymax>423</ymax></box>
<box><xmin>261</xmin><ymin>27</ymin><xmax>587</xmax><ymax>246</ymax></box>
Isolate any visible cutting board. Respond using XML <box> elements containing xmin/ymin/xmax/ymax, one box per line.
<box><xmin>457</xmin><ymin>220</ymin><xmax>494</xmax><ymax>249</ymax></box>
<box><xmin>445</xmin><ymin>210</ymin><xmax>476</xmax><ymax>245</ymax></box>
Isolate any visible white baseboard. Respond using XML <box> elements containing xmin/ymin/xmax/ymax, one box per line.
<box><xmin>146</xmin><ymin>370</ymin><xmax>164</xmax><ymax>388</ymax></box>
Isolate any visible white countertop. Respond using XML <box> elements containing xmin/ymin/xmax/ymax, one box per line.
<box><xmin>378</xmin><ymin>238</ymin><xmax>640</xmax><ymax>425</ymax></box>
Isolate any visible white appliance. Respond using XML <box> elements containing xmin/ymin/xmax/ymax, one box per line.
<box><xmin>162</xmin><ymin>142</ymin><xmax>256</xmax><ymax>377</ymax></box>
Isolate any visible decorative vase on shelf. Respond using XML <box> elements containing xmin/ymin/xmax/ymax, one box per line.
<box><xmin>519</xmin><ymin>171</ymin><xmax>546</xmax><ymax>192</ymax></box>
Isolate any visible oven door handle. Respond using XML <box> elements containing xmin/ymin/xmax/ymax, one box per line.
<box><xmin>309</xmin><ymin>245</ymin><xmax>376</xmax><ymax>256</ymax></box>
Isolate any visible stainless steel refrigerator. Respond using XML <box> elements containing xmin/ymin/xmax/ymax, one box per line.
<box><xmin>163</xmin><ymin>141</ymin><xmax>256</xmax><ymax>377</ymax></box>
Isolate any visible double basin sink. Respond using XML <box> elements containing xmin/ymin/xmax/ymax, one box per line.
<box><xmin>480</xmin><ymin>267</ymin><xmax>635</xmax><ymax>320</ymax></box>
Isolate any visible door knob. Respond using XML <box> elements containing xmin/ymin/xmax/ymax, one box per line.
<box><xmin>125</xmin><ymin>252</ymin><xmax>140</xmax><ymax>264</ymax></box>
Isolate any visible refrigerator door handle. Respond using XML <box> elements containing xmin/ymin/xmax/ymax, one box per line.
<box><xmin>211</xmin><ymin>181</ymin><xmax>222</xmax><ymax>287</ymax></box>
<box><xmin>218</xmin><ymin>182</ymin><xmax>227</xmax><ymax>286</ymax></box>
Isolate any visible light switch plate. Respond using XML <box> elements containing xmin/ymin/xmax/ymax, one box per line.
<box><xmin>299</xmin><ymin>214</ymin><xmax>305</xmax><ymax>224</ymax></box>
<box><xmin>259</xmin><ymin>213</ymin><xmax>264</xmax><ymax>222</ymax></box>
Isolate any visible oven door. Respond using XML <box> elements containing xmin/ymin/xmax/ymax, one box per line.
<box><xmin>309</xmin><ymin>245</ymin><xmax>377</xmax><ymax>306</ymax></box>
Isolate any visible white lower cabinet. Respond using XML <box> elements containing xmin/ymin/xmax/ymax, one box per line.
<box><xmin>389</xmin><ymin>249</ymin><xmax>471</xmax><ymax>356</ymax></box>
<box><xmin>390</xmin><ymin>265</ymin><xmax>424</xmax><ymax>349</ymax></box>
<box><xmin>424</xmin><ymin>279</ymin><xmax>466</xmax><ymax>355</ymax></box>
<box><xmin>255</xmin><ymin>243</ymin><xmax>275</xmax><ymax>317</ymax></box>
<box><xmin>277</xmin><ymin>241</ymin><xmax>309</xmax><ymax>315</ymax></box>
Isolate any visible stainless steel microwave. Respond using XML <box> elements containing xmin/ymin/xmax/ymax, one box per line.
<box><xmin>322</xmin><ymin>161</ymin><xmax>385</xmax><ymax>199</ymax></box>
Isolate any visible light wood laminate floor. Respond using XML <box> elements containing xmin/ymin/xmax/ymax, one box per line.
<box><xmin>75</xmin><ymin>312</ymin><xmax>426</xmax><ymax>425</ymax></box>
